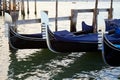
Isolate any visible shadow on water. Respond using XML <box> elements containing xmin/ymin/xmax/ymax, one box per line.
<box><xmin>53</xmin><ymin>52</ymin><xmax>106</xmax><ymax>79</ymax></box>
<box><xmin>8</xmin><ymin>49</ymin><xmax>69</xmax><ymax>79</ymax></box>
<box><xmin>8</xmin><ymin>49</ymin><xmax>106</xmax><ymax>79</ymax></box>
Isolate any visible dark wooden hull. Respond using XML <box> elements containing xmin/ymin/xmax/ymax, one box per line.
<box><xmin>102</xmin><ymin>34</ymin><xmax>120</xmax><ymax>66</ymax></box>
<box><xmin>50</xmin><ymin>40</ymin><xmax>99</xmax><ymax>53</ymax></box>
<box><xmin>8</xmin><ymin>25</ymin><xmax>47</xmax><ymax>49</ymax></box>
<box><xmin>46</xmin><ymin>26</ymin><xmax>100</xmax><ymax>53</ymax></box>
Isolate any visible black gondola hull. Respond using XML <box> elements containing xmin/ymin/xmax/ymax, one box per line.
<box><xmin>9</xmin><ymin>26</ymin><xmax>47</xmax><ymax>49</ymax></box>
<box><xmin>46</xmin><ymin>25</ymin><xmax>101</xmax><ymax>53</ymax></box>
<box><xmin>50</xmin><ymin>40</ymin><xmax>99</xmax><ymax>53</ymax></box>
<box><xmin>9</xmin><ymin>37</ymin><xmax>47</xmax><ymax>49</ymax></box>
<box><xmin>103</xmin><ymin>35</ymin><xmax>120</xmax><ymax>66</ymax></box>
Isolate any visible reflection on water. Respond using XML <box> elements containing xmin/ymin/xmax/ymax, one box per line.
<box><xmin>1</xmin><ymin>1</ymin><xmax>120</xmax><ymax>80</ymax></box>
<box><xmin>8</xmin><ymin>49</ymin><xmax>59</xmax><ymax>79</ymax></box>
<box><xmin>8</xmin><ymin>49</ymin><xmax>120</xmax><ymax>80</ymax></box>
<box><xmin>8</xmin><ymin>49</ymin><xmax>105</xmax><ymax>80</ymax></box>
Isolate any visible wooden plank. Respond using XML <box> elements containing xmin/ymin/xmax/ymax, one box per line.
<box><xmin>72</xmin><ymin>8</ymin><xmax>110</xmax><ymax>13</ymax></box>
<box><xmin>16</xmin><ymin>16</ymin><xmax>71</xmax><ymax>25</ymax></box>
<box><xmin>16</xmin><ymin>8</ymin><xmax>111</xmax><ymax>26</ymax></box>
<box><xmin>75</xmin><ymin>9</ymin><xmax>93</xmax><ymax>13</ymax></box>
<box><xmin>99</xmin><ymin>8</ymin><xmax>110</xmax><ymax>12</ymax></box>
<box><xmin>16</xmin><ymin>19</ymin><xmax>41</xmax><ymax>25</ymax></box>
<box><xmin>49</xmin><ymin>16</ymin><xmax>70</xmax><ymax>22</ymax></box>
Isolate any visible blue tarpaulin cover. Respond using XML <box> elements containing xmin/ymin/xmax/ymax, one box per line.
<box><xmin>105</xmin><ymin>19</ymin><xmax>120</xmax><ymax>31</ymax></box>
<box><xmin>54</xmin><ymin>30</ymin><xmax>98</xmax><ymax>42</ymax></box>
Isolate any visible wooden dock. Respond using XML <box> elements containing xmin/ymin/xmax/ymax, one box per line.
<box><xmin>3</xmin><ymin>0</ymin><xmax>113</xmax><ymax>33</ymax></box>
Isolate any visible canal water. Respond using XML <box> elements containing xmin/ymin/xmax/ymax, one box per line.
<box><xmin>1</xmin><ymin>1</ymin><xmax>120</xmax><ymax>80</ymax></box>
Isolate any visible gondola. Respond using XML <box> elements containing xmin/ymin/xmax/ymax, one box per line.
<box><xmin>41</xmin><ymin>12</ymin><xmax>100</xmax><ymax>53</ymax></box>
<box><xmin>8</xmin><ymin>25</ymin><xmax>47</xmax><ymax>49</ymax></box>
<box><xmin>44</xmin><ymin>11</ymin><xmax>120</xmax><ymax>53</ymax></box>
<box><xmin>102</xmin><ymin>28</ymin><xmax>120</xmax><ymax>66</ymax></box>
<box><xmin>46</xmin><ymin>25</ymin><xmax>99</xmax><ymax>53</ymax></box>
<box><xmin>102</xmin><ymin>18</ymin><xmax>120</xmax><ymax>66</ymax></box>
<box><xmin>5</xmin><ymin>12</ymin><xmax>47</xmax><ymax>49</ymax></box>
<box><xmin>5</xmin><ymin>12</ymin><xmax>93</xmax><ymax>49</ymax></box>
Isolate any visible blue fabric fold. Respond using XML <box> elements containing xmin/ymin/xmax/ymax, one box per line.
<box><xmin>54</xmin><ymin>30</ymin><xmax>98</xmax><ymax>42</ymax></box>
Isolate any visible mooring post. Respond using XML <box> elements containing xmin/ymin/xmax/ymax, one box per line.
<box><xmin>108</xmin><ymin>0</ymin><xmax>113</xmax><ymax>19</ymax></box>
<box><xmin>9</xmin><ymin>0</ymin><xmax>11</xmax><ymax>13</ymax></box>
<box><xmin>92</xmin><ymin>0</ymin><xmax>98</xmax><ymax>33</ymax></box>
<box><xmin>21</xmin><ymin>0</ymin><xmax>25</xmax><ymax>17</ymax></box>
<box><xmin>34</xmin><ymin>0</ymin><xmax>37</xmax><ymax>15</ymax></box>
<box><xmin>27</xmin><ymin>0</ymin><xmax>29</xmax><ymax>15</ymax></box>
<box><xmin>70</xmin><ymin>9</ymin><xmax>78</xmax><ymax>32</ymax></box>
<box><xmin>13</xmin><ymin>0</ymin><xmax>16</xmax><ymax>11</ymax></box>
<box><xmin>3</xmin><ymin>0</ymin><xmax>7</xmax><ymax>15</ymax></box>
<box><xmin>55</xmin><ymin>0</ymin><xmax>58</xmax><ymax>31</ymax></box>
<box><xmin>0</xmin><ymin>0</ymin><xmax>1</xmax><ymax>14</ymax></box>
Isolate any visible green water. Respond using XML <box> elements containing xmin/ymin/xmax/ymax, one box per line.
<box><xmin>8</xmin><ymin>49</ymin><xmax>105</xmax><ymax>80</ymax></box>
